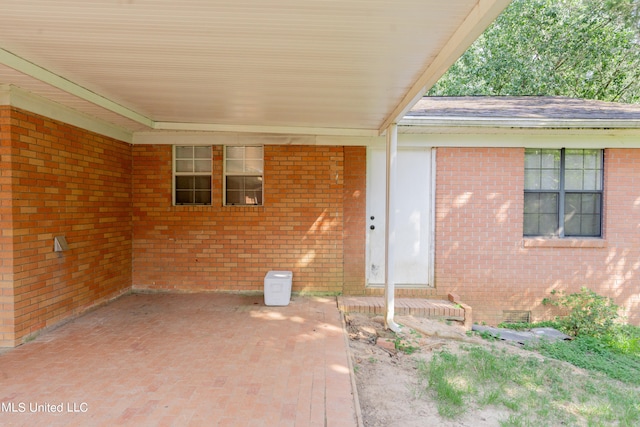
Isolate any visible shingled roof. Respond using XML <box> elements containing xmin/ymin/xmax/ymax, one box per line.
<box><xmin>402</xmin><ymin>96</ymin><xmax>640</xmax><ymax>129</ymax></box>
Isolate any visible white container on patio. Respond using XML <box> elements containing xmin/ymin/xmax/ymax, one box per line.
<box><xmin>264</xmin><ymin>271</ymin><xmax>293</xmax><ymax>306</ymax></box>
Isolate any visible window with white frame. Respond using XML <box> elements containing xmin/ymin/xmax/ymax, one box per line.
<box><xmin>224</xmin><ymin>146</ymin><xmax>263</xmax><ymax>206</ymax></box>
<box><xmin>524</xmin><ymin>148</ymin><xmax>603</xmax><ymax>237</ymax></box>
<box><xmin>173</xmin><ymin>145</ymin><xmax>212</xmax><ymax>205</ymax></box>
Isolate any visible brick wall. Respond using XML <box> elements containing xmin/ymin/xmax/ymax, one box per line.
<box><xmin>1</xmin><ymin>107</ymin><xmax>132</xmax><ymax>346</ymax></box>
<box><xmin>435</xmin><ymin>147</ymin><xmax>640</xmax><ymax>325</ymax></box>
<box><xmin>5</xmin><ymin>107</ymin><xmax>636</xmax><ymax>341</ymax></box>
<box><xmin>0</xmin><ymin>106</ymin><xmax>15</xmax><ymax>346</ymax></box>
<box><xmin>342</xmin><ymin>146</ymin><xmax>367</xmax><ymax>294</ymax></box>
<box><xmin>132</xmin><ymin>144</ymin><xmax>367</xmax><ymax>293</ymax></box>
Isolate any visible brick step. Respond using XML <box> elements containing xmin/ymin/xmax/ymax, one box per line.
<box><xmin>337</xmin><ymin>296</ymin><xmax>465</xmax><ymax>321</ymax></box>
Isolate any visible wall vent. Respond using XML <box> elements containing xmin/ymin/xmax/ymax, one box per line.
<box><xmin>54</xmin><ymin>235</ymin><xmax>69</xmax><ymax>252</ymax></box>
<box><xmin>503</xmin><ymin>310</ymin><xmax>531</xmax><ymax>324</ymax></box>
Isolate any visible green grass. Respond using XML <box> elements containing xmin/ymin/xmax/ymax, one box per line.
<box><xmin>497</xmin><ymin>320</ymin><xmax>640</xmax><ymax>385</ymax></box>
<box><xmin>418</xmin><ymin>341</ymin><xmax>640</xmax><ymax>426</ymax></box>
<box><xmin>497</xmin><ymin>321</ymin><xmax>560</xmax><ymax>331</ymax></box>
<box><xmin>419</xmin><ymin>292</ymin><xmax>640</xmax><ymax>425</ymax></box>
<box><xmin>533</xmin><ymin>335</ymin><xmax>640</xmax><ymax>386</ymax></box>
<box><xmin>392</xmin><ymin>327</ymin><xmax>422</xmax><ymax>355</ymax></box>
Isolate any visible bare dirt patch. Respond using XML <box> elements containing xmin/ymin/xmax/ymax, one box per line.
<box><xmin>346</xmin><ymin>313</ymin><xmax>516</xmax><ymax>427</ymax></box>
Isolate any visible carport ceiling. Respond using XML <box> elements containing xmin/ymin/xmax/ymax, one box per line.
<box><xmin>0</xmin><ymin>0</ymin><xmax>509</xmax><ymax>137</ymax></box>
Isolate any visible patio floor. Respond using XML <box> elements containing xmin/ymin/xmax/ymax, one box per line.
<box><xmin>0</xmin><ymin>293</ymin><xmax>359</xmax><ymax>427</ymax></box>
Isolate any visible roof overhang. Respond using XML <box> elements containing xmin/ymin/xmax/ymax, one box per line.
<box><xmin>0</xmin><ymin>0</ymin><xmax>510</xmax><ymax>142</ymax></box>
<box><xmin>400</xmin><ymin>96</ymin><xmax>640</xmax><ymax>134</ymax></box>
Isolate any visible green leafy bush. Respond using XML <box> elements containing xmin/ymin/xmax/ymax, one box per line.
<box><xmin>605</xmin><ymin>324</ymin><xmax>640</xmax><ymax>356</ymax></box>
<box><xmin>542</xmin><ymin>287</ymin><xmax>620</xmax><ymax>338</ymax></box>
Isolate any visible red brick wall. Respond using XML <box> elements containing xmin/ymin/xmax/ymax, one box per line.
<box><xmin>435</xmin><ymin>147</ymin><xmax>640</xmax><ymax>325</ymax></box>
<box><xmin>0</xmin><ymin>106</ymin><xmax>15</xmax><ymax>346</ymax></box>
<box><xmin>342</xmin><ymin>146</ymin><xmax>367</xmax><ymax>294</ymax></box>
<box><xmin>132</xmin><ymin>144</ymin><xmax>367</xmax><ymax>293</ymax></box>
<box><xmin>2</xmin><ymin>107</ymin><xmax>132</xmax><ymax>346</ymax></box>
<box><xmin>7</xmin><ymin>106</ymin><xmax>637</xmax><ymax>341</ymax></box>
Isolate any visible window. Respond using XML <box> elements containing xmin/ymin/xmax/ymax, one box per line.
<box><xmin>224</xmin><ymin>146</ymin><xmax>263</xmax><ymax>206</ymax></box>
<box><xmin>524</xmin><ymin>148</ymin><xmax>603</xmax><ymax>237</ymax></box>
<box><xmin>173</xmin><ymin>146</ymin><xmax>212</xmax><ymax>205</ymax></box>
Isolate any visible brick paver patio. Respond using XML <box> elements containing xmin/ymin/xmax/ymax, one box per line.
<box><xmin>0</xmin><ymin>293</ymin><xmax>358</xmax><ymax>426</ymax></box>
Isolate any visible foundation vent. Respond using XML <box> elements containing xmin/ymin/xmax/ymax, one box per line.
<box><xmin>503</xmin><ymin>310</ymin><xmax>531</xmax><ymax>324</ymax></box>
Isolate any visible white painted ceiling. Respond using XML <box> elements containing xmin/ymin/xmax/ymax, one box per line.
<box><xmin>0</xmin><ymin>0</ymin><xmax>509</xmax><ymax>138</ymax></box>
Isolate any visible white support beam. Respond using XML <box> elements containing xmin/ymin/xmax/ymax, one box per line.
<box><xmin>0</xmin><ymin>48</ymin><xmax>154</xmax><ymax>129</ymax></box>
<box><xmin>0</xmin><ymin>84</ymin><xmax>133</xmax><ymax>143</ymax></box>
<box><xmin>379</xmin><ymin>0</ymin><xmax>511</xmax><ymax>133</ymax></box>
<box><xmin>384</xmin><ymin>123</ymin><xmax>401</xmax><ymax>332</ymax></box>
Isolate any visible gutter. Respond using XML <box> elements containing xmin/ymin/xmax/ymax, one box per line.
<box><xmin>399</xmin><ymin>116</ymin><xmax>640</xmax><ymax>129</ymax></box>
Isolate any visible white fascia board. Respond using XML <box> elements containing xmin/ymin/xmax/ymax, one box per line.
<box><xmin>1</xmin><ymin>85</ymin><xmax>133</xmax><ymax>143</ymax></box>
<box><xmin>398</xmin><ymin>132</ymin><xmax>640</xmax><ymax>149</ymax></box>
<box><xmin>134</xmin><ymin>132</ymin><xmax>317</xmax><ymax>146</ymax></box>
<box><xmin>133</xmin><ymin>130</ymin><xmax>383</xmax><ymax>147</ymax></box>
<box><xmin>0</xmin><ymin>84</ymin><xmax>9</xmax><ymax>104</ymax></box>
<box><xmin>379</xmin><ymin>0</ymin><xmax>512</xmax><ymax>133</ymax></box>
<box><xmin>153</xmin><ymin>121</ymin><xmax>379</xmax><ymax>137</ymax></box>
<box><xmin>0</xmin><ymin>49</ymin><xmax>153</xmax><ymax>130</ymax></box>
<box><xmin>315</xmin><ymin>135</ymin><xmax>383</xmax><ymax>146</ymax></box>
<box><xmin>400</xmin><ymin>116</ymin><xmax>640</xmax><ymax>130</ymax></box>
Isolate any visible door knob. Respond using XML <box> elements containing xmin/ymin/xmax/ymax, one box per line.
<box><xmin>370</xmin><ymin>225</ymin><xmax>375</xmax><ymax>230</ymax></box>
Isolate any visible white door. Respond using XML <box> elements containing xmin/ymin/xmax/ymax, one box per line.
<box><xmin>366</xmin><ymin>146</ymin><xmax>433</xmax><ymax>287</ymax></box>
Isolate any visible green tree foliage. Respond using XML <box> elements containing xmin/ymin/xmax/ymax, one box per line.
<box><xmin>429</xmin><ymin>0</ymin><xmax>640</xmax><ymax>103</ymax></box>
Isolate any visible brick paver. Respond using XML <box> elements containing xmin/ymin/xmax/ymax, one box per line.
<box><xmin>0</xmin><ymin>293</ymin><xmax>358</xmax><ymax>426</ymax></box>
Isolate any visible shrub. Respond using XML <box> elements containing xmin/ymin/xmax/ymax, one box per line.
<box><xmin>542</xmin><ymin>287</ymin><xmax>620</xmax><ymax>338</ymax></box>
<box><xmin>605</xmin><ymin>324</ymin><xmax>640</xmax><ymax>356</ymax></box>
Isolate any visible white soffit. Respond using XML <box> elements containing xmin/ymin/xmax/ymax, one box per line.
<box><xmin>0</xmin><ymin>0</ymin><xmax>510</xmax><ymax>139</ymax></box>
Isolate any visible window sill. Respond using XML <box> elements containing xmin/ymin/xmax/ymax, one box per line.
<box><xmin>523</xmin><ymin>238</ymin><xmax>606</xmax><ymax>249</ymax></box>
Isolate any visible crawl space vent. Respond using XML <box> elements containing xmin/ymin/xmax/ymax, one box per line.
<box><xmin>503</xmin><ymin>310</ymin><xmax>531</xmax><ymax>324</ymax></box>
